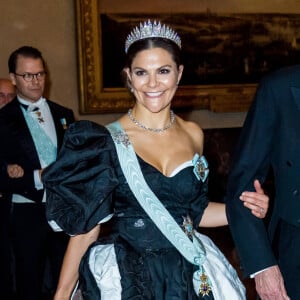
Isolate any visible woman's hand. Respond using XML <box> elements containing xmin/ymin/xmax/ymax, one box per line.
<box><xmin>240</xmin><ymin>179</ymin><xmax>269</xmax><ymax>218</ymax></box>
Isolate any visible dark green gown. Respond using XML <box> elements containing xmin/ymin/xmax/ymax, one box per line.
<box><xmin>43</xmin><ymin>120</ymin><xmax>213</xmax><ymax>300</ymax></box>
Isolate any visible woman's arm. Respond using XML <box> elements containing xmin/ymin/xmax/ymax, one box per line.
<box><xmin>199</xmin><ymin>179</ymin><xmax>269</xmax><ymax>227</ymax></box>
<box><xmin>199</xmin><ymin>201</ymin><xmax>227</xmax><ymax>227</ymax></box>
<box><xmin>54</xmin><ymin>225</ymin><xmax>101</xmax><ymax>300</ymax></box>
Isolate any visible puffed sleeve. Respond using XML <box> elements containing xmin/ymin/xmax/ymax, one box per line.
<box><xmin>42</xmin><ymin>120</ymin><xmax>119</xmax><ymax>236</ymax></box>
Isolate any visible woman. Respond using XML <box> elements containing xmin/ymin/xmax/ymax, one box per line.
<box><xmin>43</xmin><ymin>20</ymin><xmax>268</xmax><ymax>299</ymax></box>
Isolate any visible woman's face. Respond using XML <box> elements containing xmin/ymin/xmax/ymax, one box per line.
<box><xmin>125</xmin><ymin>47</ymin><xmax>183</xmax><ymax>113</ymax></box>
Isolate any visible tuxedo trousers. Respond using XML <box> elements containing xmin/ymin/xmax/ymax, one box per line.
<box><xmin>11</xmin><ymin>203</ymin><xmax>69</xmax><ymax>300</ymax></box>
<box><xmin>0</xmin><ymin>194</ymin><xmax>13</xmax><ymax>299</ymax></box>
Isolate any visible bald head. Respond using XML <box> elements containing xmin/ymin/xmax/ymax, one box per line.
<box><xmin>0</xmin><ymin>78</ymin><xmax>15</xmax><ymax>109</ymax></box>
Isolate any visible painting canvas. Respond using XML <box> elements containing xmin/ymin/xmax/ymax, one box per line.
<box><xmin>76</xmin><ymin>0</ymin><xmax>300</xmax><ymax>113</ymax></box>
<box><xmin>101</xmin><ymin>13</ymin><xmax>300</xmax><ymax>88</ymax></box>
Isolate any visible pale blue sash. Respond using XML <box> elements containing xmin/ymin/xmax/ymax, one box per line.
<box><xmin>106</xmin><ymin>121</ymin><xmax>211</xmax><ymax>296</ymax></box>
<box><xmin>22</xmin><ymin>107</ymin><xmax>57</xmax><ymax>166</ymax></box>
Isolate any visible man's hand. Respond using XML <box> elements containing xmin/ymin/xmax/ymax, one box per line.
<box><xmin>7</xmin><ymin>164</ymin><xmax>24</xmax><ymax>178</ymax></box>
<box><xmin>255</xmin><ymin>265</ymin><xmax>290</xmax><ymax>300</ymax></box>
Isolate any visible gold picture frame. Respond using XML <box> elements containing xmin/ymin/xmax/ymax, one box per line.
<box><xmin>76</xmin><ymin>1</ymin><xmax>299</xmax><ymax>114</ymax></box>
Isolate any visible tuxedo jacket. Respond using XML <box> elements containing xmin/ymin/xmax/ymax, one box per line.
<box><xmin>225</xmin><ymin>64</ymin><xmax>300</xmax><ymax>277</ymax></box>
<box><xmin>0</xmin><ymin>97</ymin><xmax>75</xmax><ymax>203</ymax></box>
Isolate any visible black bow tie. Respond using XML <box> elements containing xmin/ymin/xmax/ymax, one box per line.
<box><xmin>19</xmin><ymin>102</ymin><xmax>39</xmax><ymax>112</ymax></box>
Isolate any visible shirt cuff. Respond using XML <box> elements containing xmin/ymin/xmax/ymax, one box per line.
<box><xmin>34</xmin><ymin>170</ymin><xmax>43</xmax><ymax>190</ymax></box>
<box><xmin>250</xmin><ymin>266</ymin><xmax>271</xmax><ymax>278</ymax></box>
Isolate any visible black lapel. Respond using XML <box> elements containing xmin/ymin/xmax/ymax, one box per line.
<box><xmin>6</xmin><ymin>98</ymin><xmax>41</xmax><ymax>166</ymax></box>
<box><xmin>291</xmin><ymin>86</ymin><xmax>300</xmax><ymax>111</ymax></box>
<box><xmin>47</xmin><ymin>100</ymin><xmax>65</xmax><ymax>150</ymax></box>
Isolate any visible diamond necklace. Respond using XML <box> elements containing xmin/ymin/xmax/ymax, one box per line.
<box><xmin>127</xmin><ymin>109</ymin><xmax>175</xmax><ymax>133</ymax></box>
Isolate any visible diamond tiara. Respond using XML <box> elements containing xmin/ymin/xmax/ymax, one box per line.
<box><xmin>125</xmin><ymin>20</ymin><xmax>181</xmax><ymax>53</ymax></box>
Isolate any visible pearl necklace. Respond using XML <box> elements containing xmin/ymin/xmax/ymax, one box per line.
<box><xmin>127</xmin><ymin>109</ymin><xmax>175</xmax><ymax>133</ymax></box>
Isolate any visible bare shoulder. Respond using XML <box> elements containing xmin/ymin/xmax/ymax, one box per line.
<box><xmin>176</xmin><ymin>116</ymin><xmax>204</xmax><ymax>150</ymax></box>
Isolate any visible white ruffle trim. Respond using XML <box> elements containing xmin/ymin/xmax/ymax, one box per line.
<box><xmin>88</xmin><ymin>244</ymin><xmax>122</xmax><ymax>299</ymax></box>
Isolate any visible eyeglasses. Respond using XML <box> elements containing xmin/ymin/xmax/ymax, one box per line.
<box><xmin>14</xmin><ymin>71</ymin><xmax>47</xmax><ymax>82</ymax></box>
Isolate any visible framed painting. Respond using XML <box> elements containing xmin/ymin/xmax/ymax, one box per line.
<box><xmin>76</xmin><ymin>0</ymin><xmax>300</xmax><ymax>113</ymax></box>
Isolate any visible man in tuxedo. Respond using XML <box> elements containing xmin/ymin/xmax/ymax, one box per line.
<box><xmin>0</xmin><ymin>78</ymin><xmax>15</xmax><ymax>108</ymax></box>
<box><xmin>0</xmin><ymin>78</ymin><xmax>16</xmax><ymax>300</ymax></box>
<box><xmin>0</xmin><ymin>46</ymin><xmax>75</xmax><ymax>300</ymax></box>
<box><xmin>225</xmin><ymin>65</ymin><xmax>300</xmax><ymax>300</ymax></box>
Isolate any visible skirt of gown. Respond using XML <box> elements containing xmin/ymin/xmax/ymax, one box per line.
<box><xmin>77</xmin><ymin>235</ymin><xmax>215</xmax><ymax>300</ymax></box>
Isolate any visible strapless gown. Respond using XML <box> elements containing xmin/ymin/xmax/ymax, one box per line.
<box><xmin>43</xmin><ymin>120</ymin><xmax>231</xmax><ymax>300</ymax></box>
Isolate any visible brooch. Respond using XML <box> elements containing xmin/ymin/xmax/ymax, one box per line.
<box><xmin>192</xmin><ymin>154</ymin><xmax>209</xmax><ymax>182</ymax></box>
<box><xmin>111</xmin><ymin>130</ymin><xmax>131</xmax><ymax>147</ymax></box>
<box><xmin>182</xmin><ymin>215</ymin><xmax>194</xmax><ymax>240</ymax></box>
